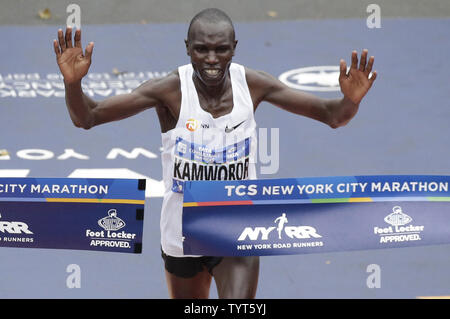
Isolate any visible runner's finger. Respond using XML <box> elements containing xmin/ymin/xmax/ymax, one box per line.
<box><xmin>65</xmin><ymin>27</ymin><xmax>73</xmax><ymax>48</ymax></box>
<box><xmin>359</xmin><ymin>49</ymin><xmax>368</xmax><ymax>71</ymax></box>
<box><xmin>53</xmin><ymin>39</ymin><xmax>61</xmax><ymax>58</ymax></box>
<box><xmin>74</xmin><ymin>29</ymin><xmax>82</xmax><ymax>48</ymax></box>
<box><xmin>58</xmin><ymin>29</ymin><xmax>66</xmax><ymax>51</ymax></box>
<box><xmin>350</xmin><ymin>50</ymin><xmax>358</xmax><ymax>69</ymax></box>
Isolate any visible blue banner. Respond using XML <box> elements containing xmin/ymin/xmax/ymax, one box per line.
<box><xmin>0</xmin><ymin>178</ymin><xmax>145</xmax><ymax>253</ymax></box>
<box><xmin>182</xmin><ymin>175</ymin><xmax>450</xmax><ymax>256</ymax></box>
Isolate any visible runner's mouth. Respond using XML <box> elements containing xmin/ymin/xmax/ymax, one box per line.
<box><xmin>203</xmin><ymin>69</ymin><xmax>221</xmax><ymax>78</ymax></box>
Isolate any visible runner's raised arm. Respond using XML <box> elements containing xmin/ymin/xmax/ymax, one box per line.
<box><xmin>53</xmin><ymin>27</ymin><xmax>180</xmax><ymax>129</ymax></box>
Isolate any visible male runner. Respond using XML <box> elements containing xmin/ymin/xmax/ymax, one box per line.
<box><xmin>53</xmin><ymin>8</ymin><xmax>376</xmax><ymax>299</ymax></box>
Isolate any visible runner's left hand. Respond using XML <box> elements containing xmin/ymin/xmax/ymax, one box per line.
<box><xmin>339</xmin><ymin>49</ymin><xmax>377</xmax><ymax>105</ymax></box>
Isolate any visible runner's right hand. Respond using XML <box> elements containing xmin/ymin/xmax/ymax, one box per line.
<box><xmin>53</xmin><ymin>27</ymin><xmax>94</xmax><ymax>84</ymax></box>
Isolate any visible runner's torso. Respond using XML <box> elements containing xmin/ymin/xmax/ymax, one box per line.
<box><xmin>160</xmin><ymin>63</ymin><xmax>258</xmax><ymax>257</ymax></box>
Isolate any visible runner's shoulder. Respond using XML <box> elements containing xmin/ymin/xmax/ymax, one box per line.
<box><xmin>140</xmin><ymin>69</ymin><xmax>180</xmax><ymax>93</ymax></box>
<box><xmin>244</xmin><ymin>66</ymin><xmax>283</xmax><ymax>94</ymax></box>
<box><xmin>134</xmin><ymin>69</ymin><xmax>181</xmax><ymax>102</ymax></box>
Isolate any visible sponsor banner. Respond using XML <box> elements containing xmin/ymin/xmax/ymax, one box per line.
<box><xmin>0</xmin><ymin>71</ymin><xmax>169</xmax><ymax>98</ymax></box>
<box><xmin>182</xmin><ymin>175</ymin><xmax>450</xmax><ymax>256</ymax></box>
<box><xmin>0</xmin><ymin>178</ymin><xmax>145</xmax><ymax>253</ymax></box>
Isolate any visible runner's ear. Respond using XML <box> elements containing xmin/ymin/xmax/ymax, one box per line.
<box><xmin>185</xmin><ymin>39</ymin><xmax>190</xmax><ymax>56</ymax></box>
<box><xmin>231</xmin><ymin>40</ymin><xmax>238</xmax><ymax>56</ymax></box>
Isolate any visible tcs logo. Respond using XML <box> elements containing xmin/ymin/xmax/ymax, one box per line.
<box><xmin>186</xmin><ymin>119</ymin><xmax>199</xmax><ymax>132</ymax></box>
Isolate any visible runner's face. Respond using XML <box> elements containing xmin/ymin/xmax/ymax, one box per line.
<box><xmin>186</xmin><ymin>21</ymin><xmax>237</xmax><ymax>87</ymax></box>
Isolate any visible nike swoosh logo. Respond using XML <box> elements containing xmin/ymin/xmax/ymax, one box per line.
<box><xmin>225</xmin><ymin>120</ymin><xmax>245</xmax><ymax>133</ymax></box>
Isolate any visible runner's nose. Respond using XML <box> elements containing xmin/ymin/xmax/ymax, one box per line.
<box><xmin>205</xmin><ymin>50</ymin><xmax>219</xmax><ymax>64</ymax></box>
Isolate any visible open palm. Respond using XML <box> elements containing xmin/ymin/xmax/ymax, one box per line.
<box><xmin>339</xmin><ymin>49</ymin><xmax>377</xmax><ymax>105</ymax></box>
<box><xmin>53</xmin><ymin>28</ymin><xmax>94</xmax><ymax>84</ymax></box>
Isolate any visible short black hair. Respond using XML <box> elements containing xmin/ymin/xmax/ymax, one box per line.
<box><xmin>187</xmin><ymin>8</ymin><xmax>235</xmax><ymax>41</ymax></box>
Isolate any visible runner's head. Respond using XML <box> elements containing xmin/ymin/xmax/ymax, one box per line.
<box><xmin>187</xmin><ymin>8</ymin><xmax>235</xmax><ymax>42</ymax></box>
<box><xmin>185</xmin><ymin>8</ymin><xmax>237</xmax><ymax>87</ymax></box>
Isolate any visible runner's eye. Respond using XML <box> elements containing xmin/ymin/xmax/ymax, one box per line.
<box><xmin>194</xmin><ymin>46</ymin><xmax>208</xmax><ymax>53</ymax></box>
<box><xmin>216</xmin><ymin>46</ymin><xmax>229</xmax><ymax>54</ymax></box>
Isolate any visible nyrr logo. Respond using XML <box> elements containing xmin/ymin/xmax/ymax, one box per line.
<box><xmin>237</xmin><ymin>213</ymin><xmax>321</xmax><ymax>241</ymax></box>
<box><xmin>98</xmin><ymin>209</ymin><xmax>125</xmax><ymax>231</ymax></box>
<box><xmin>374</xmin><ymin>206</ymin><xmax>424</xmax><ymax>244</ymax></box>
<box><xmin>0</xmin><ymin>212</ymin><xmax>33</xmax><ymax>234</ymax></box>
<box><xmin>278</xmin><ymin>66</ymin><xmax>341</xmax><ymax>92</ymax></box>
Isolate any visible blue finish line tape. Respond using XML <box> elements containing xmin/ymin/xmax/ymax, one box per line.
<box><xmin>0</xmin><ymin>178</ymin><xmax>145</xmax><ymax>253</ymax></box>
<box><xmin>182</xmin><ymin>175</ymin><xmax>450</xmax><ymax>256</ymax></box>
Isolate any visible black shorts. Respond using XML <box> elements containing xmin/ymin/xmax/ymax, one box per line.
<box><xmin>161</xmin><ymin>249</ymin><xmax>223</xmax><ymax>278</ymax></box>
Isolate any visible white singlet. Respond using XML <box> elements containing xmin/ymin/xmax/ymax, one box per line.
<box><xmin>160</xmin><ymin>62</ymin><xmax>258</xmax><ymax>257</ymax></box>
